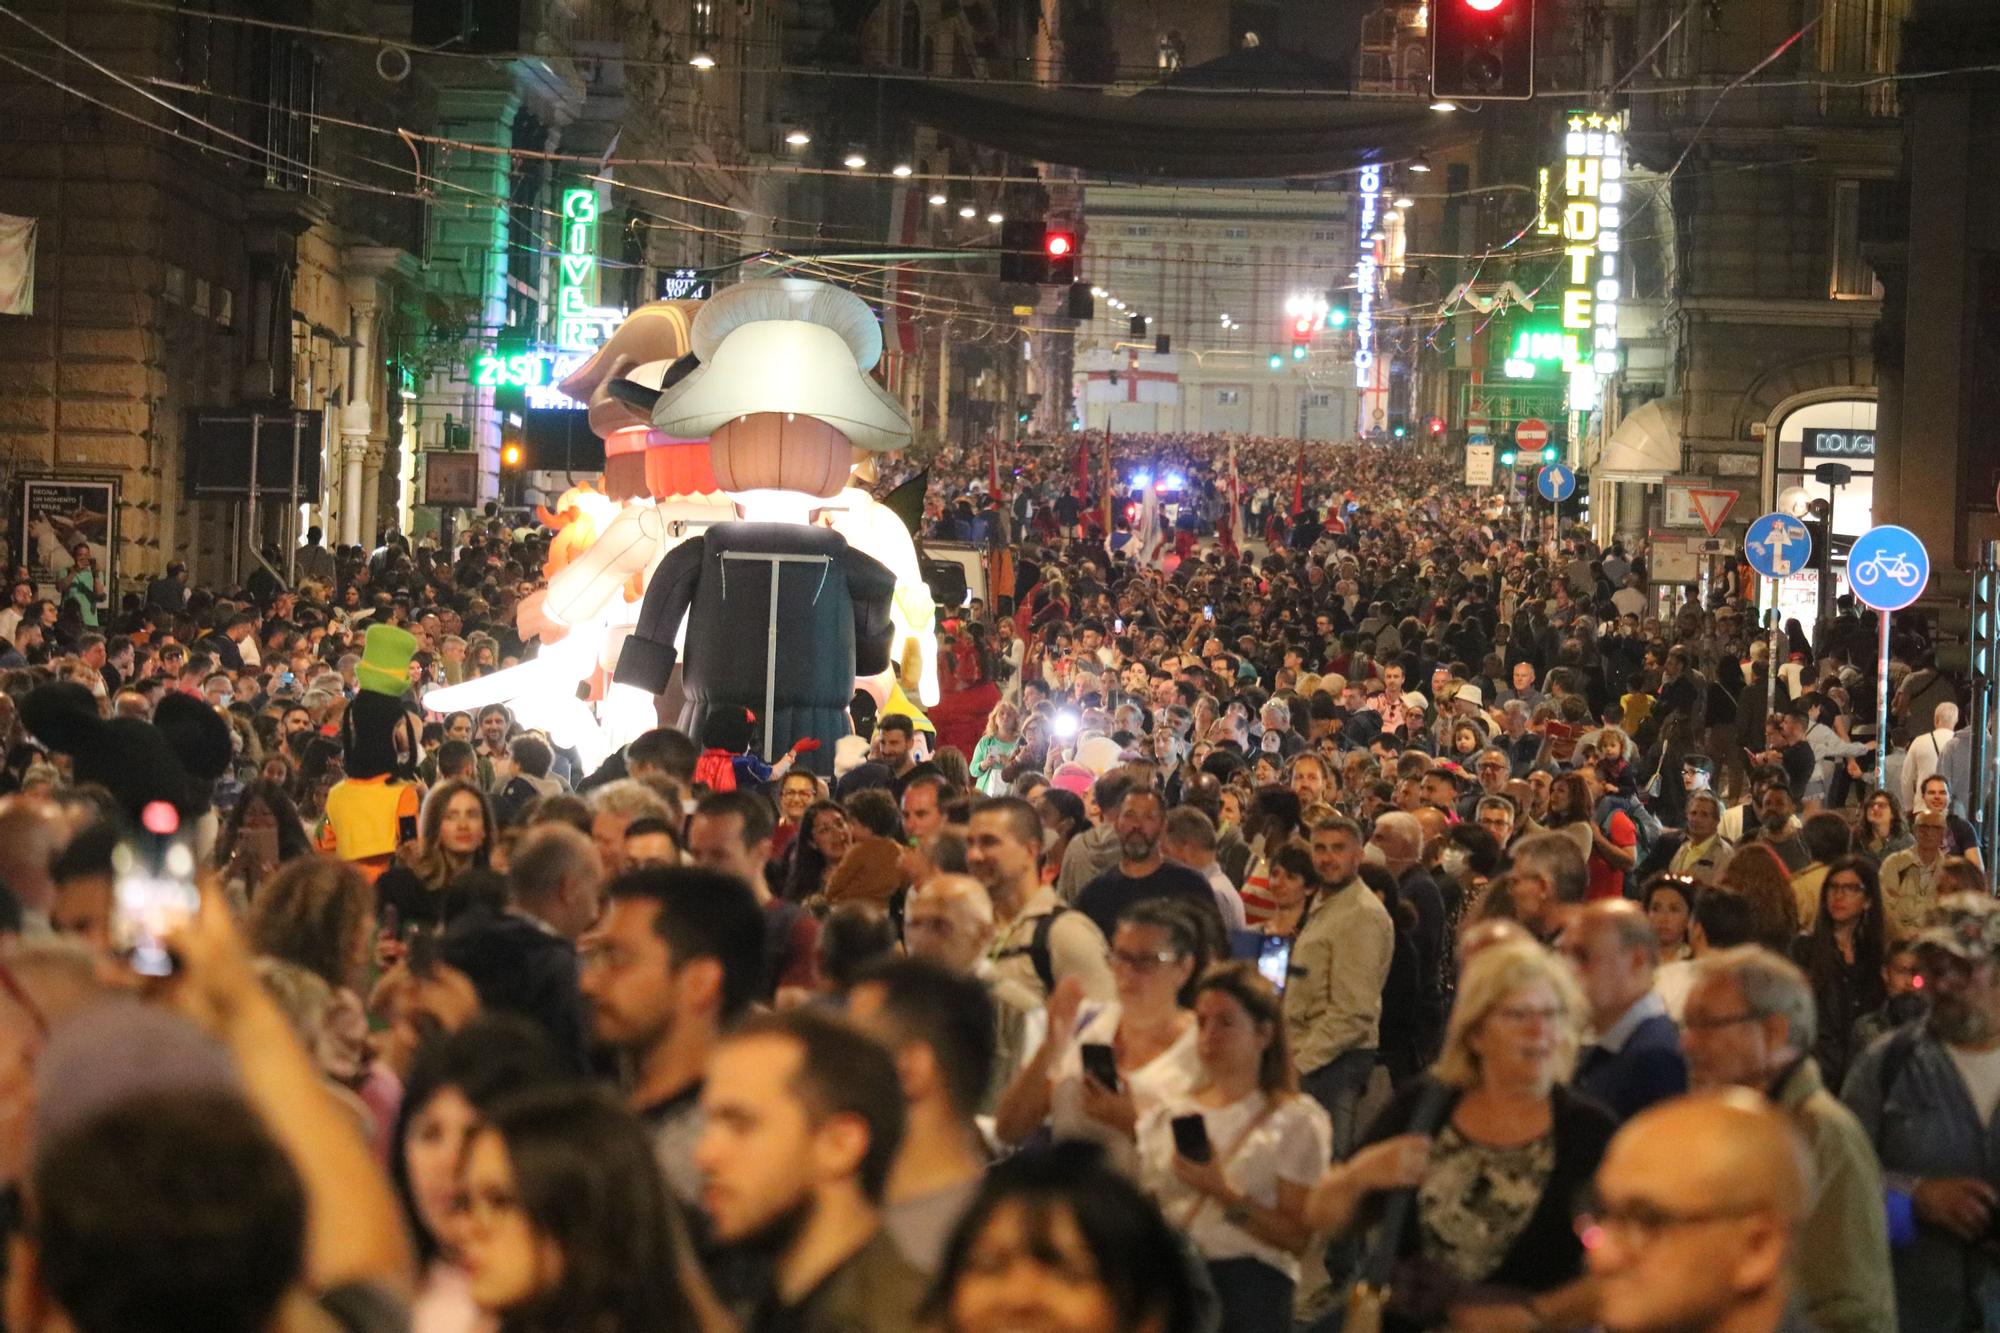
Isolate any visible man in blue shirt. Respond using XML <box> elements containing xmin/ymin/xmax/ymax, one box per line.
<box><xmin>1565</xmin><ymin>900</ymin><xmax>1688</xmax><ymax>1121</ymax></box>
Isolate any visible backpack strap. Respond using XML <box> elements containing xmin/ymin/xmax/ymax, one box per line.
<box><xmin>1877</xmin><ymin>1022</ymin><xmax>1921</xmax><ymax>1107</ymax></box>
<box><xmin>1029</xmin><ymin>907</ymin><xmax>1068</xmax><ymax>997</ymax></box>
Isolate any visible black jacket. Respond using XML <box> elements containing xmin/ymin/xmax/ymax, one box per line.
<box><xmin>615</xmin><ymin>523</ymin><xmax>895</xmax><ymax>776</ymax></box>
<box><xmin>1358</xmin><ymin>1076</ymin><xmax>1616</xmax><ymax>1331</ymax></box>
<box><xmin>440</xmin><ymin>904</ymin><xmax>591</xmax><ymax>1072</ymax></box>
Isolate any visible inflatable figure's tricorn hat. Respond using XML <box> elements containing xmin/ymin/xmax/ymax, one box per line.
<box><xmin>649</xmin><ymin>279</ymin><xmax>913</xmax><ymax>498</ymax></box>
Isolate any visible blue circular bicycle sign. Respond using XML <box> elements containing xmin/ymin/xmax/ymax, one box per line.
<box><xmin>1743</xmin><ymin>512</ymin><xmax>1811</xmax><ymax>580</ymax></box>
<box><xmin>1537</xmin><ymin>464</ymin><xmax>1576</xmax><ymax>503</ymax></box>
<box><xmin>1846</xmin><ymin>524</ymin><xmax>1929</xmax><ymax>612</ymax></box>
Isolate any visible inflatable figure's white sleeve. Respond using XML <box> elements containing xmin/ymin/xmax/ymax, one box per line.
<box><xmin>825</xmin><ymin>489</ymin><xmax>939</xmax><ymax>706</ymax></box>
<box><xmin>421</xmin><ymin>503</ymin><xmax>676</xmax><ymax>773</ymax></box>
<box><xmin>542</xmin><ymin>502</ymin><xmax>669</xmax><ymax>629</ymax></box>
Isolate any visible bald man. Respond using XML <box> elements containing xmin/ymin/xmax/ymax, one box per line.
<box><xmin>902</xmin><ymin>874</ymin><xmax>1044</xmax><ymax>1108</ymax></box>
<box><xmin>0</xmin><ymin>797</ymin><xmax>66</xmax><ymax>935</ymax></box>
<box><xmin>1563</xmin><ymin>900</ymin><xmax>1687</xmax><ymax>1122</ymax></box>
<box><xmin>1588</xmin><ymin>1090</ymin><xmax>1811</xmax><ymax>1333</ymax></box>
<box><xmin>1370</xmin><ymin>810</ymin><xmax>1444</xmax><ymax>1001</ymax></box>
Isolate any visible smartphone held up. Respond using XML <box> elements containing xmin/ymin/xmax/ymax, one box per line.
<box><xmin>111</xmin><ymin>801</ymin><xmax>200</xmax><ymax>978</ymax></box>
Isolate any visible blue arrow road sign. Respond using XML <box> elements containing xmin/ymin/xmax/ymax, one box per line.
<box><xmin>1743</xmin><ymin>512</ymin><xmax>1811</xmax><ymax>580</ymax></box>
<box><xmin>1537</xmin><ymin>464</ymin><xmax>1576</xmax><ymax>503</ymax></box>
<box><xmin>1846</xmin><ymin>524</ymin><xmax>1930</xmax><ymax>612</ymax></box>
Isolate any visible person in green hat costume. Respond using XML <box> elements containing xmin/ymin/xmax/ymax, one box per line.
<box><xmin>316</xmin><ymin>623</ymin><xmax>424</xmax><ymax>883</ymax></box>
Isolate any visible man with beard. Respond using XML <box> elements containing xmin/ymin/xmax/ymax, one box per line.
<box><xmin>696</xmin><ymin>1008</ymin><xmax>928</xmax><ymax>1331</ymax></box>
<box><xmin>1844</xmin><ymin>893</ymin><xmax>2000</xmax><ymax>1332</ymax></box>
<box><xmin>579</xmin><ymin>866</ymin><xmax>767</xmax><ymax>1205</ymax></box>
<box><xmin>1074</xmin><ymin>787</ymin><xmax>1225</xmax><ymax>943</ymax></box>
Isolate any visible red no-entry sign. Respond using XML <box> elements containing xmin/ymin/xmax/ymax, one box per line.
<box><xmin>1515</xmin><ymin>418</ymin><xmax>1550</xmax><ymax>450</ymax></box>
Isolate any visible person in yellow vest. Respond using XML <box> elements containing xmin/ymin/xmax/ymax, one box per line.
<box><xmin>318</xmin><ymin>623</ymin><xmax>423</xmax><ymax>882</ymax></box>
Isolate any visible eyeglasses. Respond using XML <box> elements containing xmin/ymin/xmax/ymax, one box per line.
<box><xmin>1110</xmin><ymin>948</ymin><xmax>1185</xmax><ymax>973</ymax></box>
<box><xmin>1575</xmin><ymin>1194</ymin><xmax>1767</xmax><ymax>1250</ymax></box>
<box><xmin>1681</xmin><ymin>1009</ymin><xmax>1760</xmax><ymax>1033</ymax></box>
<box><xmin>1489</xmin><ymin>1003</ymin><xmax>1564</xmax><ymax>1026</ymax></box>
<box><xmin>1825</xmin><ymin>878</ymin><xmax>1868</xmax><ymax>896</ymax></box>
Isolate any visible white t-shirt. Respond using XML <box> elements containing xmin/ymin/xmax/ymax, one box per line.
<box><xmin>1949</xmin><ymin>1044</ymin><xmax>2000</xmax><ymax>1126</ymax></box>
<box><xmin>1049</xmin><ymin>1002</ymin><xmax>1200</xmax><ymax>1175</ymax></box>
<box><xmin>1139</xmin><ymin>1090</ymin><xmax>1331</xmax><ymax>1280</ymax></box>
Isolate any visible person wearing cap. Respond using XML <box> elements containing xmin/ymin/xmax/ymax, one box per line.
<box><xmin>316</xmin><ymin>623</ymin><xmax>424</xmax><ymax>883</ymax></box>
<box><xmin>1844</xmin><ymin>893</ymin><xmax>2000</xmax><ymax>1332</ymax></box>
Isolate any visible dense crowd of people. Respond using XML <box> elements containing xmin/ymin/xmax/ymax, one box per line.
<box><xmin>0</xmin><ymin>430</ymin><xmax>1989</xmax><ymax>1333</ymax></box>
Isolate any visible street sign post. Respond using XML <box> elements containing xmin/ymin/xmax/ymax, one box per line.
<box><xmin>1847</xmin><ymin>523</ymin><xmax>1932</xmax><ymax>790</ymax></box>
<box><xmin>1745</xmin><ymin>512</ymin><xmax>1811</xmax><ymax>721</ymax></box>
<box><xmin>1536</xmin><ymin>463</ymin><xmax>1575</xmax><ymax>552</ymax></box>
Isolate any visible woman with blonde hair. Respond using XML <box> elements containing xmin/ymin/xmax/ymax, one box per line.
<box><xmin>971</xmin><ymin>700</ymin><xmax>1022</xmax><ymax>798</ymax></box>
<box><xmin>1306</xmin><ymin>938</ymin><xmax>1613</xmax><ymax>1333</ymax></box>
<box><xmin>1139</xmin><ymin>963</ymin><xmax>1328</xmax><ymax>1327</ymax></box>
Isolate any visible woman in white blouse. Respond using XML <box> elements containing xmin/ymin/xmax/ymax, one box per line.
<box><xmin>1139</xmin><ymin>962</ymin><xmax>1329</xmax><ymax>1330</ymax></box>
<box><xmin>994</xmin><ymin>898</ymin><xmax>1210</xmax><ymax>1173</ymax></box>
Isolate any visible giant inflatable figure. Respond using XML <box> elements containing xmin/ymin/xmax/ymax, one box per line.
<box><xmin>611</xmin><ymin>280</ymin><xmax>917</xmax><ymax>773</ymax></box>
<box><xmin>423</xmin><ymin>281</ymin><xmax>937</xmax><ymax>776</ymax></box>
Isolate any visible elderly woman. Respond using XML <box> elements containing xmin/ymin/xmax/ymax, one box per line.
<box><xmin>1307</xmin><ymin>938</ymin><xmax>1614</xmax><ymax>1333</ymax></box>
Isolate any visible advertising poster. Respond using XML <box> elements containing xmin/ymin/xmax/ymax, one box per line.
<box><xmin>20</xmin><ymin>477</ymin><xmax>114</xmax><ymax>609</ymax></box>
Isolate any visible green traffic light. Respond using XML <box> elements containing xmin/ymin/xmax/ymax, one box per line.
<box><xmin>1267</xmin><ymin>353</ymin><xmax>1282</xmax><ymax>370</ymax></box>
<box><xmin>1326</xmin><ymin>308</ymin><xmax>1349</xmax><ymax>329</ymax></box>
<box><xmin>1542</xmin><ymin>445</ymin><xmax>1558</xmax><ymax>463</ymax></box>
<box><xmin>1392</xmin><ymin>426</ymin><xmax>1406</xmax><ymax>438</ymax></box>
<box><xmin>1500</xmin><ymin>449</ymin><xmax>1517</xmax><ymax>466</ymax></box>
<box><xmin>1291</xmin><ymin>344</ymin><xmax>1308</xmax><ymax>361</ymax></box>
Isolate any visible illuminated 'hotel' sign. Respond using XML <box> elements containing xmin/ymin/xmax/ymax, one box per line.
<box><xmin>1539</xmin><ymin>113</ymin><xmax>1623</xmax><ymax>410</ymax></box>
<box><xmin>1354</xmin><ymin>165</ymin><xmax>1381</xmax><ymax>389</ymax></box>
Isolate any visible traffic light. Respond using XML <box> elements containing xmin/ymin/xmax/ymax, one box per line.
<box><xmin>1129</xmin><ymin>315</ymin><xmax>1146</xmax><ymax>339</ymax></box>
<box><xmin>1268</xmin><ymin>352</ymin><xmax>1283</xmax><ymax>371</ymax></box>
<box><xmin>998</xmin><ymin>217</ymin><xmax>1042</xmax><ymax>284</ymax></box>
<box><xmin>1326</xmin><ymin>306</ymin><xmax>1349</xmax><ymax>330</ymax></box>
<box><xmin>1044</xmin><ymin>229</ymin><xmax>1077</xmax><ymax>286</ymax></box>
<box><xmin>1428</xmin><ymin>416</ymin><xmax>1446</xmax><ymax>437</ymax></box>
<box><xmin>1541</xmin><ymin>444</ymin><xmax>1558</xmax><ymax>463</ymax></box>
<box><xmin>1291</xmin><ymin>343</ymin><xmax>1308</xmax><ymax>361</ymax></box>
<box><xmin>1499</xmin><ymin>447</ymin><xmax>1518</xmax><ymax>466</ymax></box>
<box><xmin>501</xmin><ymin>441</ymin><xmax>522</xmax><ymax>468</ymax></box>
<box><xmin>1066</xmin><ymin>281</ymin><xmax>1093</xmax><ymax>320</ymax></box>
<box><xmin>1432</xmin><ymin>0</ymin><xmax>1535</xmax><ymax>100</ymax></box>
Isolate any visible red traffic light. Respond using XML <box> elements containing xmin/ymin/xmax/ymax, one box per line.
<box><xmin>1292</xmin><ymin>316</ymin><xmax>1315</xmax><ymax>338</ymax></box>
<box><xmin>1464</xmin><ymin>0</ymin><xmax>1505</xmax><ymax>10</ymax></box>
<box><xmin>1428</xmin><ymin>416</ymin><xmax>1446</xmax><ymax>435</ymax></box>
<box><xmin>1045</xmin><ymin>231</ymin><xmax>1075</xmax><ymax>258</ymax></box>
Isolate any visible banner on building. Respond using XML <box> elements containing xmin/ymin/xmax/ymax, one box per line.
<box><xmin>20</xmin><ymin>477</ymin><xmax>114</xmax><ymax>609</ymax></box>
<box><xmin>1079</xmin><ymin>348</ymin><xmax>1181</xmax><ymax>405</ymax></box>
<box><xmin>0</xmin><ymin>213</ymin><xmax>35</xmax><ymax>316</ymax></box>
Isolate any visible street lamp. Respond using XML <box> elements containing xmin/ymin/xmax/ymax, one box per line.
<box><xmin>689</xmin><ymin>49</ymin><xmax>716</xmax><ymax>70</ymax></box>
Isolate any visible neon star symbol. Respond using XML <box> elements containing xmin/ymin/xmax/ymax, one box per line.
<box><xmin>1568</xmin><ymin>115</ymin><xmax>1587</xmax><ymax>131</ymax></box>
<box><xmin>1585</xmin><ymin>112</ymin><xmax>1605</xmax><ymax>129</ymax></box>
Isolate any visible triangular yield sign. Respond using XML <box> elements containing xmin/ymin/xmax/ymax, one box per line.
<box><xmin>1689</xmin><ymin>488</ymin><xmax>1739</xmax><ymax>536</ymax></box>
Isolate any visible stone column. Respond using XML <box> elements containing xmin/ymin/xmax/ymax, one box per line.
<box><xmin>360</xmin><ymin>442</ymin><xmax>386</xmax><ymax>547</ymax></box>
<box><xmin>338</xmin><ymin>280</ymin><xmax>379</xmax><ymax>548</ymax></box>
<box><xmin>339</xmin><ymin>248</ymin><xmax>417</xmax><ymax>548</ymax></box>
